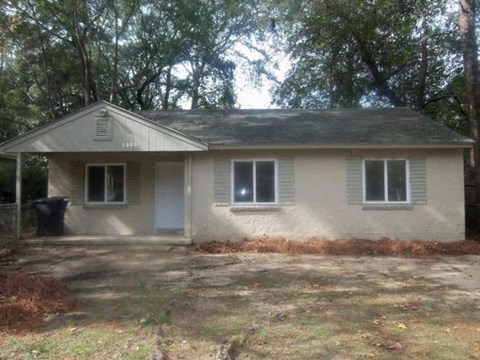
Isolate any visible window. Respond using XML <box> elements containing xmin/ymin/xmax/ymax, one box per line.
<box><xmin>232</xmin><ymin>160</ymin><xmax>276</xmax><ymax>203</ymax></box>
<box><xmin>86</xmin><ymin>164</ymin><xmax>125</xmax><ymax>204</ymax></box>
<box><xmin>363</xmin><ymin>159</ymin><xmax>408</xmax><ymax>203</ymax></box>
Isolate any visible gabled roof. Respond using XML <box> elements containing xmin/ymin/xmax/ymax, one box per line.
<box><xmin>138</xmin><ymin>107</ymin><xmax>473</xmax><ymax>148</ymax></box>
<box><xmin>0</xmin><ymin>101</ymin><xmax>208</xmax><ymax>153</ymax></box>
<box><xmin>0</xmin><ymin>102</ymin><xmax>473</xmax><ymax>153</ymax></box>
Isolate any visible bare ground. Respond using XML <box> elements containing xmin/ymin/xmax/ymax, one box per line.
<box><xmin>1</xmin><ymin>244</ymin><xmax>479</xmax><ymax>359</ymax></box>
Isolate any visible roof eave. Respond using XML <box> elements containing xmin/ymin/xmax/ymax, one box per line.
<box><xmin>209</xmin><ymin>142</ymin><xmax>474</xmax><ymax>150</ymax></box>
<box><xmin>0</xmin><ymin>153</ymin><xmax>16</xmax><ymax>160</ymax></box>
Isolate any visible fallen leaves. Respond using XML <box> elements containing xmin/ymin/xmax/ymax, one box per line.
<box><xmin>195</xmin><ymin>238</ymin><xmax>480</xmax><ymax>257</ymax></box>
<box><xmin>371</xmin><ymin>340</ymin><xmax>403</xmax><ymax>351</ymax></box>
<box><xmin>401</xmin><ymin>302</ymin><xmax>419</xmax><ymax>311</ymax></box>
<box><xmin>386</xmin><ymin>341</ymin><xmax>403</xmax><ymax>350</ymax></box>
<box><xmin>372</xmin><ymin>316</ymin><xmax>386</xmax><ymax>325</ymax></box>
<box><xmin>0</xmin><ymin>270</ymin><xmax>75</xmax><ymax>332</ymax></box>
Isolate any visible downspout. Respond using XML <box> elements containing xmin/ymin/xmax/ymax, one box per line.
<box><xmin>15</xmin><ymin>152</ymin><xmax>22</xmax><ymax>240</ymax></box>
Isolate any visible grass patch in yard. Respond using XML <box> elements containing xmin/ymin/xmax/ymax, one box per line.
<box><xmin>2</xmin><ymin>323</ymin><xmax>156</xmax><ymax>360</ymax></box>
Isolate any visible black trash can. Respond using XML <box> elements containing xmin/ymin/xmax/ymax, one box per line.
<box><xmin>32</xmin><ymin>197</ymin><xmax>69</xmax><ymax>236</ymax></box>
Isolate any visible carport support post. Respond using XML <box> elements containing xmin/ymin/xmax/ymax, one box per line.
<box><xmin>184</xmin><ymin>154</ymin><xmax>193</xmax><ymax>239</ymax></box>
<box><xmin>15</xmin><ymin>152</ymin><xmax>22</xmax><ymax>240</ymax></box>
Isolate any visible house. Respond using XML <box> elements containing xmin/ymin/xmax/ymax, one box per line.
<box><xmin>0</xmin><ymin>101</ymin><xmax>473</xmax><ymax>242</ymax></box>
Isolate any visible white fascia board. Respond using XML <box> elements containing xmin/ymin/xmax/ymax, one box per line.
<box><xmin>0</xmin><ymin>152</ymin><xmax>16</xmax><ymax>160</ymax></box>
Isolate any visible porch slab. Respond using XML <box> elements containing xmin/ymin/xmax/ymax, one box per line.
<box><xmin>22</xmin><ymin>234</ymin><xmax>192</xmax><ymax>246</ymax></box>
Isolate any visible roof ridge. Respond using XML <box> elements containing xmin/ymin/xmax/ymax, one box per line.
<box><xmin>137</xmin><ymin>106</ymin><xmax>412</xmax><ymax>113</ymax></box>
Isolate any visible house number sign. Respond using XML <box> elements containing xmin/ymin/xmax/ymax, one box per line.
<box><xmin>122</xmin><ymin>141</ymin><xmax>138</xmax><ymax>148</ymax></box>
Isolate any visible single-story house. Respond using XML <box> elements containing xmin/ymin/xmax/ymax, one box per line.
<box><xmin>0</xmin><ymin>101</ymin><xmax>473</xmax><ymax>242</ymax></box>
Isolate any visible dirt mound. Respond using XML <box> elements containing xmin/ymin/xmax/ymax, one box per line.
<box><xmin>0</xmin><ymin>270</ymin><xmax>75</xmax><ymax>332</ymax></box>
<box><xmin>196</xmin><ymin>238</ymin><xmax>480</xmax><ymax>257</ymax></box>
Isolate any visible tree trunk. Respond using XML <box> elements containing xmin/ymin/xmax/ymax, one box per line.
<box><xmin>71</xmin><ymin>1</ymin><xmax>97</xmax><ymax>105</ymax></box>
<box><xmin>355</xmin><ymin>38</ymin><xmax>405</xmax><ymax>107</ymax></box>
<box><xmin>109</xmin><ymin>4</ymin><xmax>119</xmax><ymax>103</ymax></box>
<box><xmin>416</xmin><ymin>13</ymin><xmax>428</xmax><ymax>111</ymax></box>
<box><xmin>163</xmin><ymin>65</ymin><xmax>172</xmax><ymax>110</ymax></box>
<box><xmin>190</xmin><ymin>60</ymin><xmax>204</xmax><ymax>110</ymax></box>
<box><xmin>459</xmin><ymin>0</ymin><xmax>480</xmax><ymax>237</ymax></box>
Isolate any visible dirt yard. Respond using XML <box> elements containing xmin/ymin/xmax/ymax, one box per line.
<box><xmin>1</xmin><ymin>244</ymin><xmax>480</xmax><ymax>359</ymax></box>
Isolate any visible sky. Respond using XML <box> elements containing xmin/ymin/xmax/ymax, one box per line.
<box><xmin>175</xmin><ymin>39</ymin><xmax>291</xmax><ymax>110</ymax></box>
<box><xmin>235</xmin><ymin>76</ymin><xmax>274</xmax><ymax>109</ymax></box>
<box><xmin>232</xmin><ymin>42</ymin><xmax>291</xmax><ymax>109</ymax></box>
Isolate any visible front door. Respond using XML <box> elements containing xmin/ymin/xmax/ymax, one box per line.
<box><xmin>155</xmin><ymin>162</ymin><xmax>184</xmax><ymax>231</ymax></box>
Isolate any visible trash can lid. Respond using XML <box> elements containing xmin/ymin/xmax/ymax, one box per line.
<box><xmin>33</xmin><ymin>197</ymin><xmax>69</xmax><ymax>203</ymax></box>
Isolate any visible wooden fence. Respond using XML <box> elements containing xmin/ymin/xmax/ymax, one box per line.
<box><xmin>465</xmin><ymin>182</ymin><xmax>476</xmax><ymax>229</ymax></box>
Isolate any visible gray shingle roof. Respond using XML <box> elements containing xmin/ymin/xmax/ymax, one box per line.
<box><xmin>137</xmin><ymin>107</ymin><xmax>473</xmax><ymax>147</ymax></box>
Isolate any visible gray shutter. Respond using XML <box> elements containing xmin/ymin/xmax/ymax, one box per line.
<box><xmin>346</xmin><ymin>156</ymin><xmax>363</xmax><ymax>205</ymax></box>
<box><xmin>410</xmin><ymin>156</ymin><xmax>427</xmax><ymax>204</ymax></box>
<box><xmin>278</xmin><ymin>157</ymin><xmax>295</xmax><ymax>204</ymax></box>
<box><xmin>214</xmin><ymin>157</ymin><xmax>231</xmax><ymax>204</ymax></box>
<box><xmin>127</xmin><ymin>162</ymin><xmax>141</xmax><ymax>205</ymax></box>
<box><xmin>70</xmin><ymin>161</ymin><xmax>85</xmax><ymax>205</ymax></box>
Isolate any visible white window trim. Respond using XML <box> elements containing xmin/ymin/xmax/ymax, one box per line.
<box><xmin>231</xmin><ymin>159</ymin><xmax>279</xmax><ymax>205</ymax></box>
<box><xmin>85</xmin><ymin>163</ymin><xmax>127</xmax><ymax>205</ymax></box>
<box><xmin>362</xmin><ymin>158</ymin><xmax>410</xmax><ymax>204</ymax></box>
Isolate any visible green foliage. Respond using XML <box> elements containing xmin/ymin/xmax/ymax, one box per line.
<box><xmin>0</xmin><ymin>155</ymin><xmax>47</xmax><ymax>203</ymax></box>
<box><xmin>273</xmin><ymin>0</ymin><xmax>467</xmax><ymax>129</ymax></box>
<box><xmin>0</xmin><ymin>0</ymin><xmax>269</xmax><ymax>118</ymax></box>
<box><xmin>0</xmin><ymin>0</ymin><xmax>271</xmax><ymax>200</ymax></box>
<box><xmin>22</xmin><ymin>155</ymin><xmax>47</xmax><ymax>201</ymax></box>
<box><xmin>0</xmin><ymin>159</ymin><xmax>15</xmax><ymax>202</ymax></box>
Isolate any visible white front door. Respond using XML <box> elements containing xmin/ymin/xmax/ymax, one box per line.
<box><xmin>155</xmin><ymin>162</ymin><xmax>185</xmax><ymax>230</ymax></box>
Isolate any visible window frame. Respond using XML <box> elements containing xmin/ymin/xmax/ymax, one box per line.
<box><xmin>362</xmin><ymin>158</ymin><xmax>410</xmax><ymax>204</ymax></box>
<box><xmin>85</xmin><ymin>163</ymin><xmax>127</xmax><ymax>205</ymax></box>
<box><xmin>231</xmin><ymin>159</ymin><xmax>278</xmax><ymax>205</ymax></box>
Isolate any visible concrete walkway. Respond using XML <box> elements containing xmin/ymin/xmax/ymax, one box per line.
<box><xmin>22</xmin><ymin>234</ymin><xmax>192</xmax><ymax>246</ymax></box>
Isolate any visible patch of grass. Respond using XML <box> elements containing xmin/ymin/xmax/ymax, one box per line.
<box><xmin>1</xmin><ymin>324</ymin><xmax>157</xmax><ymax>360</ymax></box>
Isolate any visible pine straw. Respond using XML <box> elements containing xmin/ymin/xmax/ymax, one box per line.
<box><xmin>0</xmin><ymin>241</ymin><xmax>25</xmax><ymax>260</ymax></box>
<box><xmin>195</xmin><ymin>238</ymin><xmax>480</xmax><ymax>257</ymax></box>
<box><xmin>0</xmin><ymin>270</ymin><xmax>75</xmax><ymax>333</ymax></box>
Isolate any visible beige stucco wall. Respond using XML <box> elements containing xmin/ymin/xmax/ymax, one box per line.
<box><xmin>48</xmin><ymin>152</ymin><xmax>183</xmax><ymax>235</ymax></box>
<box><xmin>47</xmin><ymin>148</ymin><xmax>466</xmax><ymax>241</ymax></box>
<box><xmin>190</xmin><ymin>149</ymin><xmax>465</xmax><ymax>242</ymax></box>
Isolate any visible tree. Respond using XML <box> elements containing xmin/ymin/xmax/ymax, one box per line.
<box><xmin>115</xmin><ymin>0</ymin><xmax>265</xmax><ymax>110</ymax></box>
<box><xmin>459</xmin><ymin>0</ymin><xmax>480</xmax><ymax>233</ymax></box>
<box><xmin>0</xmin><ymin>0</ymin><xmax>273</xmax><ymax>200</ymax></box>
<box><xmin>0</xmin><ymin>0</ymin><xmax>270</xmax><ymax>117</ymax></box>
<box><xmin>273</xmin><ymin>0</ymin><xmax>465</xmax><ymax>128</ymax></box>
